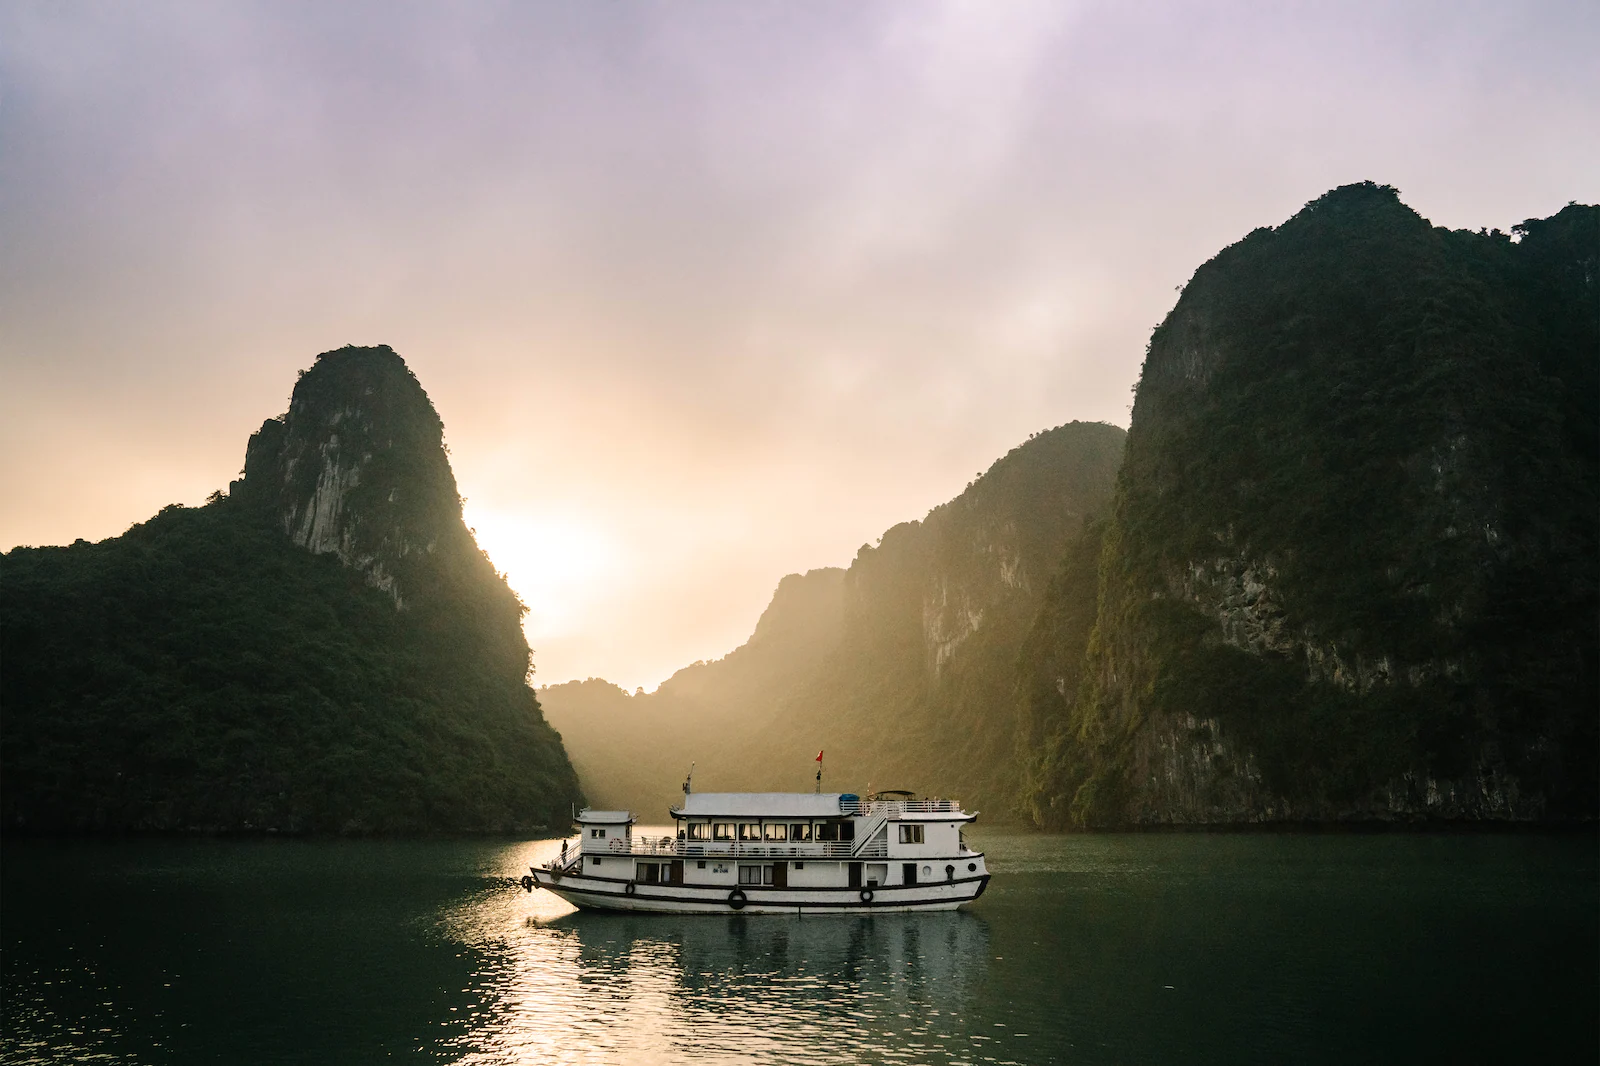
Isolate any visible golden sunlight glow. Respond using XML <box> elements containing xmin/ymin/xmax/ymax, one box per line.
<box><xmin>464</xmin><ymin>505</ymin><xmax>626</xmax><ymax>648</ymax></box>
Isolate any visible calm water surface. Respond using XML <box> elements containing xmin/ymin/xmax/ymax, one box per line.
<box><xmin>3</xmin><ymin>829</ymin><xmax>1594</xmax><ymax>1064</ymax></box>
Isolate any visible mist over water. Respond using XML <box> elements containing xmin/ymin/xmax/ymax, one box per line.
<box><xmin>4</xmin><ymin>830</ymin><xmax>1594</xmax><ymax>1064</ymax></box>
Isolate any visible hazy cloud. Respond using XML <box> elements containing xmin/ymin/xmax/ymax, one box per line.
<box><xmin>3</xmin><ymin>0</ymin><xmax>1595</xmax><ymax>688</ymax></box>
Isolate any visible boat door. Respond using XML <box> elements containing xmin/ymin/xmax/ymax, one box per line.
<box><xmin>903</xmin><ymin>863</ymin><xmax>918</xmax><ymax>886</ymax></box>
<box><xmin>771</xmin><ymin>861</ymin><xmax>788</xmax><ymax>889</ymax></box>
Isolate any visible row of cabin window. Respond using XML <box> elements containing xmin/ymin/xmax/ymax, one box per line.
<box><xmin>685</xmin><ymin>821</ymin><xmax>856</xmax><ymax>843</ymax></box>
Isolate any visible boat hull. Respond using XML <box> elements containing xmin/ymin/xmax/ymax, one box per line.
<box><xmin>531</xmin><ymin>869</ymin><xmax>989</xmax><ymax>914</ymax></box>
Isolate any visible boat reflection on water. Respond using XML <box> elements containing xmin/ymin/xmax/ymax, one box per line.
<box><xmin>439</xmin><ymin>839</ymin><xmax>992</xmax><ymax>1064</ymax></box>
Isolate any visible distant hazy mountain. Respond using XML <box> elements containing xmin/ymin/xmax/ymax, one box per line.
<box><xmin>1022</xmin><ymin>185</ymin><xmax>1598</xmax><ymax>826</ymax></box>
<box><xmin>541</xmin><ymin>421</ymin><xmax>1127</xmax><ymax>817</ymax></box>
<box><xmin>2</xmin><ymin>346</ymin><xmax>579</xmax><ymax>833</ymax></box>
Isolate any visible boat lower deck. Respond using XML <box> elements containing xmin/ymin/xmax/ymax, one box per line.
<box><xmin>531</xmin><ymin>868</ymin><xmax>990</xmax><ymax>913</ymax></box>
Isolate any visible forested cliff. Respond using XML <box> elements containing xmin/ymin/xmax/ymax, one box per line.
<box><xmin>1021</xmin><ymin>186</ymin><xmax>1598</xmax><ymax>826</ymax></box>
<box><xmin>541</xmin><ymin>421</ymin><xmax>1127</xmax><ymax>816</ymax></box>
<box><xmin>2</xmin><ymin>346</ymin><xmax>580</xmax><ymax>833</ymax></box>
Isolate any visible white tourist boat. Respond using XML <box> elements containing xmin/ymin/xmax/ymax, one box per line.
<box><xmin>524</xmin><ymin>790</ymin><xmax>990</xmax><ymax>913</ymax></box>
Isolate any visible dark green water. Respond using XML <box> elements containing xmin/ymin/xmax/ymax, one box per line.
<box><xmin>2</xmin><ymin>829</ymin><xmax>1594</xmax><ymax>1064</ymax></box>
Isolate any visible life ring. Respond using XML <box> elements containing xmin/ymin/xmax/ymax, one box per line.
<box><xmin>859</xmin><ymin>888</ymin><xmax>874</xmax><ymax>904</ymax></box>
<box><xmin>625</xmin><ymin>881</ymin><xmax>637</xmax><ymax>895</ymax></box>
<box><xmin>728</xmin><ymin>888</ymin><xmax>747</xmax><ymax>910</ymax></box>
<box><xmin>520</xmin><ymin>874</ymin><xmax>534</xmax><ymax>892</ymax></box>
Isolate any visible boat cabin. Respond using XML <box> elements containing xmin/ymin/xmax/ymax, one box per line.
<box><xmin>639</xmin><ymin>791</ymin><xmax>978</xmax><ymax>890</ymax></box>
<box><xmin>538</xmin><ymin>790</ymin><xmax>990</xmax><ymax>912</ymax></box>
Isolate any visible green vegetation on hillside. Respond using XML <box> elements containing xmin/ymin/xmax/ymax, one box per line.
<box><xmin>2</xmin><ymin>348</ymin><xmax>580</xmax><ymax>833</ymax></box>
<box><xmin>1023</xmin><ymin>186</ymin><xmax>1598</xmax><ymax>826</ymax></box>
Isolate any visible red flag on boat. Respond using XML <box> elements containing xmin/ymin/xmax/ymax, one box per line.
<box><xmin>816</xmin><ymin>750</ymin><xmax>824</xmax><ymax>762</ymax></box>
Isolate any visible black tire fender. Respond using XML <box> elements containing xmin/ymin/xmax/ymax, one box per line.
<box><xmin>728</xmin><ymin>888</ymin><xmax>747</xmax><ymax>910</ymax></box>
<box><xmin>625</xmin><ymin>881</ymin><xmax>637</xmax><ymax>895</ymax></box>
<box><xmin>520</xmin><ymin>874</ymin><xmax>535</xmax><ymax>892</ymax></box>
<box><xmin>859</xmin><ymin>888</ymin><xmax>874</xmax><ymax>904</ymax></box>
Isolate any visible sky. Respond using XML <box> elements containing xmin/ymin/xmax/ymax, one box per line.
<box><xmin>3</xmin><ymin>1</ymin><xmax>1596</xmax><ymax>691</ymax></box>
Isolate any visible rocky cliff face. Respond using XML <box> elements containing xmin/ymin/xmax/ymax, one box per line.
<box><xmin>540</xmin><ymin>421</ymin><xmax>1126</xmax><ymax>815</ymax></box>
<box><xmin>1024</xmin><ymin>185</ymin><xmax>1598</xmax><ymax>826</ymax></box>
<box><xmin>235</xmin><ymin>345</ymin><xmax>470</xmax><ymax>608</ymax></box>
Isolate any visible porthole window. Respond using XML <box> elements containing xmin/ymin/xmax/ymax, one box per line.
<box><xmin>922</xmin><ymin>865</ymin><xmax>931</xmax><ymax>876</ymax></box>
<box><xmin>967</xmin><ymin>862</ymin><xmax>976</xmax><ymax>872</ymax></box>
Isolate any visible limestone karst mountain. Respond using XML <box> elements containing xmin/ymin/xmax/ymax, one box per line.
<box><xmin>235</xmin><ymin>346</ymin><xmax>467</xmax><ymax>607</ymax></box>
<box><xmin>1022</xmin><ymin>186</ymin><xmax>1598</xmax><ymax>826</ymax></box>
<box><xmin>2</xmin><ymin>345</ymin><xmax>580</xmax><ymax>833</ymax></box>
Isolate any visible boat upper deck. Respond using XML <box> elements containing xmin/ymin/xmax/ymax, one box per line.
<box><xmin>668</xmin><ymin>793</ymin><xmax>972</xmax><ymax>820</ymax></box>
<box><xmin>565</xmin><ymin>792</ymin><xmax>978</xmax><ymax>863</ymax></box>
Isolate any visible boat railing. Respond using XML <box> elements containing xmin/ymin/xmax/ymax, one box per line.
<box><xmin>543</xmin><ymin>843</ymin><xmax>584</xmax><ymax>874</ymax></box>
<box><xmin>667</xmin><ymin>797</ymin><xmax>964</xmax><ymax>818</ymax></box>
<box><xmin>599</xmin><ymin>838</ymin><xmax>875</xmax><ymax>860</ymax></box>
<box><xmin>842</xmin><ymin>798</ymin><xmax>963</xmax><ymax>817</ymax></box>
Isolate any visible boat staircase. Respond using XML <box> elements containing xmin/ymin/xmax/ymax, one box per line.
<box><xmin>851</xmin><ymin>815</ymin><xmax>890</xmax><ymax>858</ymax></box>
<box><xmin>544</xmin><ymin>841</ymin><xmax>585</xmax><ymax>876</ymax></box>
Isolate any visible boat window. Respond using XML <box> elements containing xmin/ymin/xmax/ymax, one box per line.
<box><xmin>713</xmin><ymin>823</ymin><xmax>733</xmax><ymax>840</ymax></box>
<box><xmin>763</xmin><ymin>823</ymin><xmax>787</xmax><ymax>841</ymax></box>
<box><xmin>789</xmin><ymin>823</ymin><xmax>812</xmax><ymax>841</ymax></box>
<box><xmin>638</xmin><ymin>862</ymin><xmax>661</xmax><ymax>884</ymax></box>
<box><xmin>738</xmin><ymin>823</ymin><xmax>761</xmax><ymax>841</ymax></box>
<box><xmin>815</xmin><ymin>822</ymin><xmax>838</xmax><ymax>842</ymax></box>
<box><xmin>688</xmin><ymin>823</ymin><xmax>709</xmax><ymax>841</ymax></box>
<box><xmin>897</xmin><ymin>824</ymin><xmax>924</xmax><ymax>844</ymax></box>
<box><xmin>738</xmin><ymin>864</ymin><xmax>773</xmax><ymax>885</ymax></box>
<box><xmin>590</xmin><ymin>856</ymin><xmax>602</xmax><ymax>865</ymax></box>
<box><xmin>838</xmin><ymin>822</ymin><xmax>855</xmax><ymax>842</ymax></box>
<box><xmin>590</xmin><ymin>828</ymin><xmax>606</xmax><ymax>839</ymax></box>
